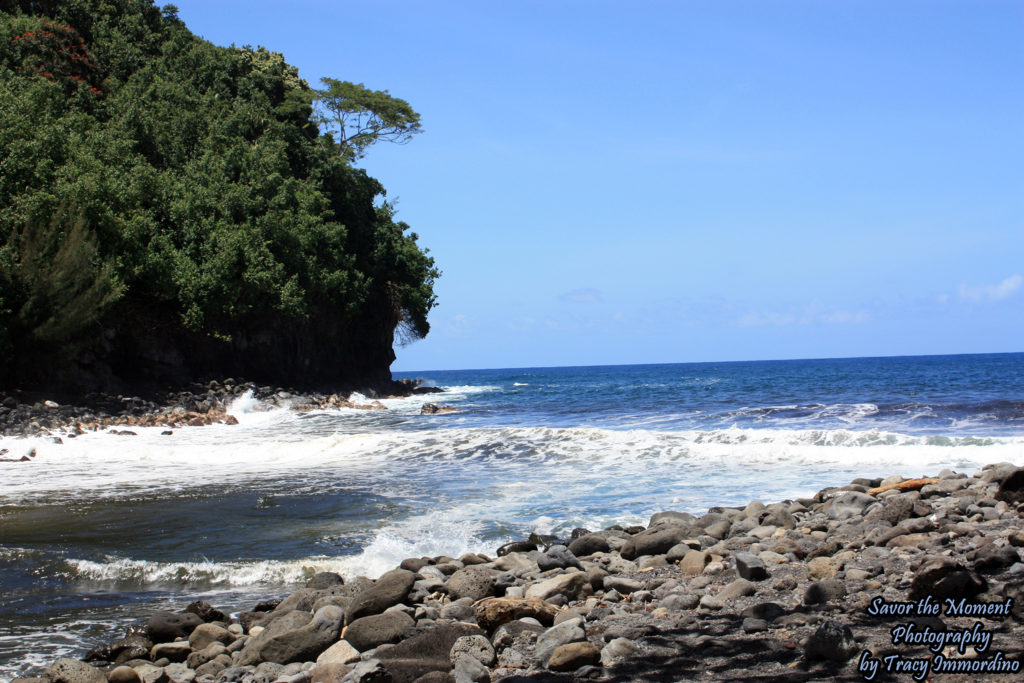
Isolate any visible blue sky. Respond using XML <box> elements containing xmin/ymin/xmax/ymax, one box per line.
<box><xmin>169</xmin><ymin>1</ymin><xmax>1023</xmax><ymax>371</ymax></box>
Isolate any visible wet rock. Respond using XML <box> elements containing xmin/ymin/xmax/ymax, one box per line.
<box><xmin>145</xmin><ymin>611</ymin><xmax>203</xmax><ymax>644</ymax></box>
<box><xmin>184</xmin><ymin>601</ymin><xmax>228</xmax><ymax>623</ymax></box>
<box><xmin>495</xmin><ymin>541</ymin><xmax>537</xmax><ymax>556</ymax></box>
<box><xmin>420</xmin><ymin>403</ymin><xmax>459</xmax><ymax>415</ymax></box>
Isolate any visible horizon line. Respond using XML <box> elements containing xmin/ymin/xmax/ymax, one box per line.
<box><xmin>392</xmin><ymin>349</ymin><xmax>1023</xmax><ymax>375</ymax></box>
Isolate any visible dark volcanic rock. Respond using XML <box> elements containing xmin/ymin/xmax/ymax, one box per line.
<box><xmin>804</xmin><ymin>620</ymin><xmax>858</xmax><ymax>662</ymax></box>
<box><xmin>44</xmin><ymin>659</ymin><xmax>107</xmax><ymax>683</ymax></box>
<box><xmin>344</xmin><ymin>610</ymin><xmax>416</xmax><ymax>652</ymax></box>
<box><xmin>973</xmin><ymin>545</ymin><xmax>1021</xmax><ymax>572</ymax></box>
<box><xmin>496</xmin><ymin>541</ymin><xmax>538</xmax><ymax>556</ymax></box>
<box><xmin>238</xmin><ymin>606</ymin><xmax>341</xmax><ymax>665</ymax></box>
<box><xmin>184</xmin><ymin>600</ymin><xmax>227</xmax><ymax>623</ymax></box>
<box><xmin>620</xmin><ymin>524</ymin><xmax>694</xmax><ymax>560</ymax></box>
<box><xmin>307</xmin><ymin>571</ymin><xmax>345</xmax><ymax>590</ymax></box>
<box><xmin>347</xmin><ymin>569</ymin><xmax>417</xmax><ymax>623</ymax></box>
<box><xmin>537</xmin><ymin>545</ymin><xmax>583</xmax><ymax>571</ymax></box>
<box><xmin>996</xmin><ymin>467</ymin><xmax>1024</xmax><ymax>505</ymax></box>
<box><xmin>445</xmin><ymin>566</ymin><xmax>496</xmax><ymax>602</ymax></box>
<box><xmin>734</xmin><ymin>552</ymin><xmax>768</xmax><ymax>581</ymax></box>
<box><xmin>376</xmin><ymin>622</ymin><xmax>485</xmax><ymax>683</ymax></box>
<box><xmin>547</xmin><ymin>642</ymin><xmax>600</xmax><ymax>671</ymax></box>
<box><xmin>909</xmin><ymin>558</ymin><xmax>988</xmax><ymax>601</ymax></box>
<box><xmin>804</xmin><ymin>579</ymin><xmax>848</xmax><ymax>605</ymax></box>
<box><xmin>145</xmin><ymin>610</ymin><xmax>203</xmax><ymax>643</ymax></box>
<box><xmin>567</xmin><ymin>533</ymin><xmax>611</xmax><ymax>557</ymax></box>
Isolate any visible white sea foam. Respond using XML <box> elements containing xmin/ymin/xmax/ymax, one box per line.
<box><xmin>2</xmin><ymin>425</ymin><xmax>1020</xmax><ymax>506</ymax></box>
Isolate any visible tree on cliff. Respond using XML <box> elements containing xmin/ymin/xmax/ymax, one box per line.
<box><xmin>316</xmin><ymin>78</ymin><xmax>423</xmax><ymax>161</ymax></box>
<box><xmin>0</xmin><ymin>0</ymin><xmax>437</xmax><ymax>389</ymax></box>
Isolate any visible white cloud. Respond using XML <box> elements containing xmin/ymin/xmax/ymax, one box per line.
<box><xmin>738</xmin><ymin>303</ymin><xmax>868</xmax><ymax>327</ymax></box>
<box><xmin>558</xmin><ymin>288</ymin><xmax>604</xmax><ymax>304</ymax></box>
<box><xmin>738</xmin><ymin>312</ymin><xmax>796</xmax><ymax>327</ymax></box>
<box><xmin>958</xmin><ymin>274</ymin><xmax>1022</xmax><ymax>302</ymax></box>
<box><xmin>819</xmin><ymin>310</ymin><xmax>870</xmax><ymax>324</ymax></box>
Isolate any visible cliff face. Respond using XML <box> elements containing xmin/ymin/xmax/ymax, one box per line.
<box><xmin>61</xmin><ymin>292</ymin><xmax>401</xmax><ymax>393</ymax></box>
<box><xmin>0</xmin><ymin>0</ymin><xmax>437</xmax><ymax>393</ymax></box>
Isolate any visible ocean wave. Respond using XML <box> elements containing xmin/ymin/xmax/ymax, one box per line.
<box><xmin>3</xmin><ymin>424</ymin><xmax>1019</xmax><ymax>504</ymax></box>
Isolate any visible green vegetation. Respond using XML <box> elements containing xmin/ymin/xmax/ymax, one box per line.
<box><xmin>0</xmin><ymin>0</ymin><xmax>437</xmax><ymax>388</ymax></box>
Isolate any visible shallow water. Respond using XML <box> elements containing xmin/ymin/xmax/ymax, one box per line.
<box><xmin>1</xmin><ymin>352</ymin><xmax>1021</xmax><ymax>678</ymax></box>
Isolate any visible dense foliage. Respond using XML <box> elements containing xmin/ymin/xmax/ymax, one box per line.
<box><xmin>0</xmin><ymin>0</ymin><xmax>437</xmax><ymax>388</ymax></box>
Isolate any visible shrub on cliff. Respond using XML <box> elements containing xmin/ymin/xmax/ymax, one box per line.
<box><xmin>0</xmin><ymin>0</ymin><xmax>438</xmax><ymax>388</ymax></box>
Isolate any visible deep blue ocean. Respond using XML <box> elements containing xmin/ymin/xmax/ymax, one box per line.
<box><xmin>1</xmin><ymin>352</ymin><xmax>1021</xmax><ymax>677</ymax></box>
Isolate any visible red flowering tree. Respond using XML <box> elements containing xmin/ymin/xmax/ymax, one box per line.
<box><xmin>10</xmin><ymin>17</ymin><xmax>102</xmax><ymax>96</ymax></box>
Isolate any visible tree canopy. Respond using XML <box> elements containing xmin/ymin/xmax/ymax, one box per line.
<box><xmin>316</xmin><ymin>78</ymin><xmax>423</xmax><ymax>160</ymax></box>
<box><xmin>0</xmin><ymin>0</ymin><xmax>438</xmax><ymax>389</ymax></box>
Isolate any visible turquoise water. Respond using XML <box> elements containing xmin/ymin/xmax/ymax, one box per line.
<box><xmin>0</xmin><ymin>352</ymin><xmax>1021</xmax><ymax>677</ymax></box>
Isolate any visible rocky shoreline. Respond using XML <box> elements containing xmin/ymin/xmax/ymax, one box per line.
<box><xmin>0</xmin><ymin>378</ymin><xmax>443</xmax><ymax>440</ymax></box>
<box><xmin>15</xmin><ymin>463</ymin><xmax>1024</xmax><ymax>683</ymax></box>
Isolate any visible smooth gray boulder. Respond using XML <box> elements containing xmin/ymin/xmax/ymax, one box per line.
<box><xmin>344</xmin><ymin>610</ymin><xmax>415</xmax><ymax>652</ymax></box>
<box><xmin>347</xmin><ymin>570</ymin><xmax>416</xmax><ymax>623</ymax></box>
<box><xmin>238</xmin><ymin>605</ymin><xmax>342</xmax><ymax>665</ymax></box>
